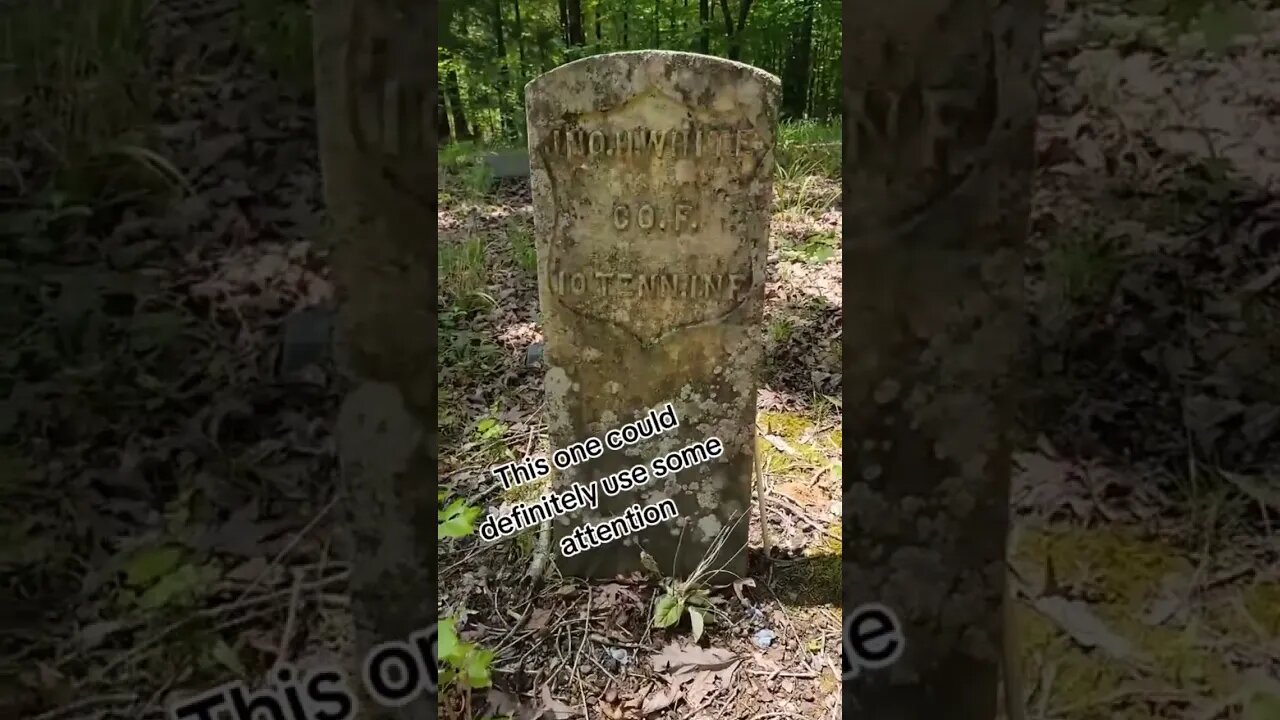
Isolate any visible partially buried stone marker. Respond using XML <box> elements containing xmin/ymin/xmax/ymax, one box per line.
<box><xmin>525</xmin><ymin>51</ymin><xmax>779</xmax><ymax>579</ymax></box>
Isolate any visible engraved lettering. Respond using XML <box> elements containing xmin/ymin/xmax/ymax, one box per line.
<box><xmin>570</xmin><ymin>273</ymin><xmax>586</xmax><ymax>294</ymax></box>
<box><xmin>637</xmin><ymin>203</ymin><xmax>655</xmax><ymax>230</ymax></box>
<box><xmin>594</xmin><ymin>272</ymin><xmax>614</xmax><ymax>294</ymax></box>
<box><xmin>648</xmin><ymin>130</ymin><xmax>667</xmax><ymax>156</ymax></box>
<box><xmin>589</xmin><ymin>130</ymin><xmax>606</xmax><ymax>155</ymax></box>
<box><xmin>613</xmin><ymin>205</ymin><xmax>630</xmax><ymax>230</ymax></box>
<box><xmin>674</xmin><ymin>204</ymin><xmax>691</xmax><ymax>232</ymax></box>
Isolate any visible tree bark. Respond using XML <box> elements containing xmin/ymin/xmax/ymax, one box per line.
<box><xmin>716</xmin><ymin>0</ymin><xmax>753</xmax><ymax>61</ymax></box>
<box><xmin>311</xmin><ymin>1</ymin><xmax>438</xmax><ymax>717</ymax></box>
<box><xmin>567</xmin><ymin>0</ymin><xmax>585</xmax><ymax>45</ymax></box>
<box><xmin>444</xmin><ymin>68</ymin><xmax>471</xmax><ymax>140</ymax></box>
<box><xmin>699</xmin><ymin>0</ymin><xmax>709</xmax><ymax>53</ymax></box>
<box><xmin>841</xmin><ymin>0</ymin><xmax>1041</xmax><ymax>718</ymax></box>
<box><xmin>437</xmin><ymin>82</ymin><xmax>451</xmax><ymax>144</ymax></box>
<box><xmin>781</xmin><ymin>0</ymin><xmax>815</xmax><ymax>119</ymax></box>
<box><xmin>513</xmin><ymin>0</ymin><xmax>528</xmax><ymax>86</ymax></box>
<box><xmin>492</xmin><ymin>0</ymin><xmax>512</xmax><ymax>138</ymax></box>
<box><xmin>559</xmin><ymin>0</ymin><xmax>570</xmax><ymax>44</ymax></box>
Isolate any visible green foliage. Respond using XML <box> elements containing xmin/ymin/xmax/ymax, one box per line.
<box><xmin>435</xmin><ymin>493</ymin><xmax>497</xmax><ymax>693</ymax></box>
<box><xmin>0</xmin><ymin>0</ymin><xmax>170</xmax><ymax>199</ymax></box>
<box><xmin>1042</xmin><ymin>225</ymin><xmax>1125</xmax><ymax>309</ymax></box>
<box><xmin>437</xmin><ymin>615</ymin><xmax>495</xmax><ymax>690</ymax></box>
<box><xmin>766</xmin><ymin>316</ymin><xmax>793</xmax><ymax>345</ymax></box>
<box><xmin>439</xmin><ymin>236</ymin><xmax>494</xmax><ymax>314</ymax></box>
<box><xmin>439</xmin><ymin>492</ymin><xmax>483</xmax><ymax>539</ymax></box>
<box><xmin>440</xmin><ymin>0</ymin><xmax>840</xmax><ymax>143</ymax></box>
<box><xmin>241</xmin><ymin>0</ymin><xmax>314</xmax><ymax>89</ymax></box>
<box><xmin>507</xmin><ymin>221</ymin><xmax>537</xmax><ymax>274</ymax></box>
<box><xmin>774</xmin><ymin>146</ymin><xmax>839</xmax><ymax>217</ymax></box>
<box><xmin>780</xmin><ymin>232</ymin><xmax>837</xmax><ymax>264</ymax></box>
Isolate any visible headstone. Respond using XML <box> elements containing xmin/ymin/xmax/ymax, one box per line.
<box><xmin>312</xmin><ymin>1</ymin><xmax>436</xmax><ymax>717</ymax></box>
<box><xmin>525</xmin><ymin>51</ymin><xmax>779</xmax><ymax>579</ymax></box>
<box><xmin>841</xmin><ymin>2</ymin><xmax>1040</xmax><ymax>718</ymax></box>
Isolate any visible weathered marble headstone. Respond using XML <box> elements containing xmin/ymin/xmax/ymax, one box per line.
<box><xmin>525</xmin><ymin>51</ymin><xmax>779</xmax><ymax>579</ymax></box>
<box><xmin>312</xmin><ymin>1</ymin><xmax>436</xmax><ymax>718</ymax></box>
<box><xmin>841</xmin><ymin>1</ymin><xmax>1041</xmax><ymax>718</ymax></box>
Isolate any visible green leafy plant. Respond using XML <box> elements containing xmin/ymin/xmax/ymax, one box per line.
<box><xmin>644</xmin><ymin>517</ymin><xmax>743</xmax><ymax>642</ymax></box>
<box><xmin>438</xmin><ymin>491</ymin><xmax>481</xmax><ymax>540</ymax></box>
<box><xmin>436</xmin><ymin>615</ymin><xmax>494</xmax><ymax>690</ymax></box>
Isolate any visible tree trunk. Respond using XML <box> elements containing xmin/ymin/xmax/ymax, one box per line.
<box><xmin>437</xmin><ymin>83</ymin><xmax>451</xmax><ymax>144</ymax></box>
<box><xmin>311</xmin><ymin>1</ymin><xmax>437</xmax><ymax>717</ymax></box>
<box><xmin>841</xmin><ymin>1</ymin><xmax>1041</xmax><ymax>718</ymax></box>
<box><xmin>567</xmin><ymin>0</ymin><xmax>585</xmax><ymax>45</ymax></box>
<box><xmin>699</xmin><ymin>0</ymin><xmax>709</xmax><ymax>53</ymax></box>
<box><xmin>653</xmin><ymin>0</ymin><xmax>659</xmax><ymax>46</ymax></box>
<box><xmin>781</xmin><ymin>0</ymin><xmax>815</xmax><ymax>119</ymax></box>
<box><xmin>559</xmin><ymin>0</ymin><xmax>570</xmax><ymax>44</ymax></box>
<box><xmin>716</xmin><ymin>0</ymin><xmax>752</xmax><ymax>60</ymax></box>
<box><xmin>444</xmin><ymin>68</ymin><xmax>472</xmax><ymax>140</ymax></box>
<box><xmin>623</xmin><ymin>4</ymin><xmax>629</xmax><ymax>46</ymax></box>
<box><xmin>513</xmin><ymin>0</ymin><xmax>528</xmax><ymax>84</ymax></box>
<box><xmin>492</xmin><ymin>0</ymin><xmax>512</xmax><ymax>138</ymax></box>
<box><xmin>595</xmin><ymin>0</ymin><xmax>603</xmax><ymax>41</ymax></box>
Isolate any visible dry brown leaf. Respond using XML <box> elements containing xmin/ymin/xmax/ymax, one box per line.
<box><xmin>651</xmin><ymin>642</ymin><xmax>738</xmax><ymax>673</ymax></box>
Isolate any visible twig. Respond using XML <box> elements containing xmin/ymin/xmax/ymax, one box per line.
<box><xmin>275</xmin><ymin>567</ymin><xmax>305</xmax><ymax>664</ymax></box>
<box><xmin>234</xmin><ymin>493</ymin><xmax>338</xmax><ymax>603</ymax></box>
<box><xmin>755</xmin><ymin>435</ymin><xmax>771</xmax><ymax>557</ymax></box>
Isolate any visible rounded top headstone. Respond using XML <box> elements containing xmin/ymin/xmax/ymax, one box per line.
<box><xmin>525</xmin><ymin>50</ymin><xmax>780</xmax><ymax>126</ymax></box>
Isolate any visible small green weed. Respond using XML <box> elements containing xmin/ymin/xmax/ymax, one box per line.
<box><xmin>439</xmin><ymin>236</ymin><xmax>493</xmax><ymax>314</ymax></box>
<box><xmin>645</xmin><ymin>518</ymin><xmax>742</xmax><ymax>642</ymax></box>
<box><xmin>1041</xmin><ymin>226</ymin><xmax>1125</xmax><ymax>309</ymax></box>
<box><xmin>767</xmin><ymin>317</ymin><xmax>794</xmax><ymax>345</ymax></box>
<box><xmin>781</xmin><ymin>232</ymin><xmax>837</xmax><ymax>264</ymax></box>
<box><xmin>507</xmin><ymin>221</ymin><xmax>537</xmax><ymax>275</ymax></box>
<box><xmin>436</xmin><ymin>615</ymin><xmax>494</xmax><ymax>690</ymax></box>
<box><xmin>0</xmin><ymin>0</ymin><xmax>163</xmax><ymax>197</ymax></box>
<box><xmin>774</xmin><ymin>156</ymin><xmax>839</xmax><ymax>217</ymax></box>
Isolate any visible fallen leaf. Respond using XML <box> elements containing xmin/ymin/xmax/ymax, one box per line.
<box><xmin>651</xmin><ymin>642</ymin><xmax>737</xmax><ymax>673</ymax></box>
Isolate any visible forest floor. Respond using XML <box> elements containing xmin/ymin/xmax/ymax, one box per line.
<box><xmin>1</xmin><ymin>0</ymin><xmax>1278</xmax><ymax>719</ymax></box>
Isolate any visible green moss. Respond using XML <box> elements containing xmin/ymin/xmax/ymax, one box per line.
<box><xmin>757</xmin><ymin>410</ymin><xmax>831</xmax><ymax>471</ymax></box>
<box><xmin>1012</xmin><ymin>528</ymin><xmax>1240</xmax><ymax>715</ymax></box>
<box><xmin>501</xmin><ymin>476</ymin><xmax>549</xmax><ymax>504</ymax></box>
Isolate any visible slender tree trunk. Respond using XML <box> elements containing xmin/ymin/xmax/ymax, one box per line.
<box><xmin>492</xmin><ymin>0</ymin><xmax>511</xmax><ymax>138</ymax></box>
<box><xmin>513</xmin><ymin>0</ymin><xmax>528</xmax><ymax>83</ymax></box>
<box><xmin>437</xmin><ymin>84</ymin><xmax>451</xmax><ymax>144</ymax></box>
<box><xmin>596</xmin><ymin>0</ymin><xmax>603</xmax><ymax>40</ymax></box>
<box><xmin>716</xmin><ymin>0</ymin><xmax>753</xmax><ymax>60</ymax></box>
<box><xmin>623</xmin><ymin>4</ymin><xmax>629</xmax><ymax>46</ymax></box>
<box><xmin>311</xmin><ymin>2</ymin><xmax>437</xmax><ymax>718</ymax></box>
<box><xmin>781</xmin><ymin>0</ymin><xmax>815</xmax><ymax>119</ymax></box>
<box><xmin>841</xmin><ymin>1</ymin><xmax>1042</xmax><ymax>718</ymax></box>
<box><xmin>559</xmin><ymin>0</ymin><xmax>570</xmax><ymax>43</ymax></box>
<box><xmin>653</xmin><ymin>0</ymin><xmax>659</xmax><ymax>46</ymax></box>
<box><xmin>567</xmin><ymin>0</ymin><xmax>585</xmax><ymax>45</ymax></box>
<box><xmin>444</xmin><ymin>69</ymin><xmax>471</xmax><ymax>140</ymax></box>
<box><xmin>699</xmin><ymin>0</ymin><xmax>709</xmax><ymax>53</ymax></box>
